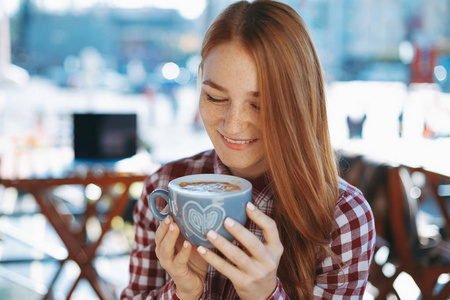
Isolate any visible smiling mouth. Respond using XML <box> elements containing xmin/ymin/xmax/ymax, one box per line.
<box><xmin>222</xmin><ymin>135</ymin><xmax>256</xmax><ymax>144</ymax></box>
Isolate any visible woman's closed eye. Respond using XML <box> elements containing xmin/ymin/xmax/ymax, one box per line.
<box><xmin>206</xmin><ymin>94</ymin><xmax>227</xmax><ymax>103</ymax></box>
<box><xmin>251</xmin><ymin>103</ymin><xmax>261</xmax><ymax>111</ymax></box>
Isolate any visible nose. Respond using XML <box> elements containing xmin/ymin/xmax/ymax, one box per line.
<box><xmin>223</xmin><ymin>103</ymin><xmax>248</xmax><ymax>135</ymax></box>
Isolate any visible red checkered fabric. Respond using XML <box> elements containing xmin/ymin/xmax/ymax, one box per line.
<box><xmin>120</xmin><ymin>150</ymin><xmax>375</xmax><ymax>299</ymax></box>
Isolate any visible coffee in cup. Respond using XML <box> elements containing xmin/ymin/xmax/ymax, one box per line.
<box><xmin>148</xmin><ymin>174</ymin><xmax>252</xmax><ymax>248</ymax></box>
<box><xmin>178</xmin><ymin>181</ymin><xmax>241</xmax><ymax>192</ymax></box>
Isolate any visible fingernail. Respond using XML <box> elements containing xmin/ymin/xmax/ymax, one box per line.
<box><xmin>169</xmin><ymin>223</ymin><xmax>175</xmax><ymax>232</ymax></box>
<box><xmin>183</xmin><ymin>240</ymin><xmax>190</xmax><ymax>248</ymax></box>
<box><xmin>164</xmin><ymin>217</ymin><xmax>170</xmax><ymax>225</ymax></box>
<box><xmin>198</xmin><ymin>246</ymin><xmax>207</xmax><ymax>255</ymax></box>
<box><xmin>247</xmin><ymin>202</ymin><xmax>255</xmax><ymax>211</ymax></box>
<box><xmin>207</xmin><ymin>230</ymin><xmax>218</xmax><ymax>240</ymax></box>
<box><xmin>225</xmin><ymin>218</ymin><xmax>235</xmax><ymax>227</ymax></box>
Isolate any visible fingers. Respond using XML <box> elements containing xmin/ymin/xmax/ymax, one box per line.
<box><xmin>155</xmin><ymin>216</ymin><xmax>171</xmax><ymax>245</ymax></box>
<box><xmin>196</xmin><ymin>217</ymin><xmax>260</xmax><ymax>277</ymax></box>
<box><xmin>245</xmin><ymin>203</ymin><xmax>283</xmax><ymax>256</ymax></box>
<box><xmin>154</xmin><ymin>204</ymin><xmax>170</xmax><ymax>249</ymax></box>
<box><xmin>197</xmin><ymin>241</ymin><xmax>241</xmax><ymax>280</ymax></box>
<box><xmin>156</xmin><ymin>217</ymin><xmax>194</xmax><ymax>269</ymax></box>
<box><xmin>196</xmin><ymin>203</ymin><xmax>282</xmax><ymax>300</ymax></box>
<box><xmin>208</xmin><ymin>228</ymin><xmax>252</xmax><ymax>267</ymax></box>
<box><xmin>222</xmin><ymin>217</ymin><xmax>266</xmax><ymax>261</ymax></box>
<box><xmin>208</xmin><ymin>202</ymin><xmax>283</xmax><ymax>261</ymax></box>
<box><xmin>155</xmin><ymin>216</ymin><xmax>170</xmax><ymax>259</ymax></box>
<box><xmin>157</xmin><ymin>218</ymin><xmax>179</xmax><ymax>261</ymax></box>
<box><xmin>173</xmin><ymin>240</ymin><xmax>193</xmax><ymax>266</ymax></box>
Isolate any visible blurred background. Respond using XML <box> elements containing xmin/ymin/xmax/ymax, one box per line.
<box><xmin>0</xmin><ymin>0</ymin><xmax>449</xmax><ymax>299</ymax></box>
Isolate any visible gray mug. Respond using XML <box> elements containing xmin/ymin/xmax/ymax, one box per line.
<box><xmin>148</xmin><ymin>174</ymin><xmax>252</xmax><ymax>248</ymax></box>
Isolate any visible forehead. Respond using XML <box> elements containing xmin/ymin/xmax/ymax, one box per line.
<box><xmin>202</xmin><ymin>41</ymin><xmax>258</xmax><ymax>91</ymax></box>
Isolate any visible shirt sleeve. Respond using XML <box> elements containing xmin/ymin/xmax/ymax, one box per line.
<box><xmin>120</xmin><ymin>174</ymin><xmax>178</xmax><ymax>300</ymax></box>
<box><xmin>313</xmin><ymin>183</ymin><xmax>376</xmax><ymax>299</ymax></box>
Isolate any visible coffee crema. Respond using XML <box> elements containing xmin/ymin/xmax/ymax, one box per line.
<box><xmin>179</xmin><ymin>181</ymin><xmax>241</xmax><ymax>193</ymax></box>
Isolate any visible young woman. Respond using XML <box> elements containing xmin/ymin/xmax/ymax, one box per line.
<box><xmin>121</xmin><ymin>1</ymin><xmax>375</xmax><ymax>299</ymax></box>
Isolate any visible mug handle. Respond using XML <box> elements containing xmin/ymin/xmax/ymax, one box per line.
<box><xmin>148</xmin><ymin>189</ymin><xmax>171</xmax><ymax>221</ymax></box>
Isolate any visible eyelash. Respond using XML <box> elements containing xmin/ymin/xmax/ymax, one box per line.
<box><xmin>205</xmin><ymin>93</ymin><xmax>260</xmax><ymax>111</ymax></box>
<box><xmin>252</xmin><ymin>104</ymin><xmax>261</xmax><ymax>111</ymax></box>
<box><xmin>206</xmin><ymin>94</ymin><xmax>226</xmax><ymax>103</ymax></box>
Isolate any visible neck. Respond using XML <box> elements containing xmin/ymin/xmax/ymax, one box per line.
<box><xmin>227</xmin><ymin>165</ymin><xmax>266</xmax><ymax>180</ymax></box>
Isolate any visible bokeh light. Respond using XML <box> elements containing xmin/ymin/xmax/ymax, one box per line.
<box><xmin>434</xmin><ymin>65</ymin><xmax>447</xmax><ymax>82</ymax></box>
<box><xmin>162</xmin><ymin>62</ymin><xmax>180</xmax><ymax>80</ymax></box>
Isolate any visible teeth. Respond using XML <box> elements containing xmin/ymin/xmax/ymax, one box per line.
<box><xmin>224</xmin><ymin>136</ymin><xmax>255</xmax><ymax>144</ymax></box>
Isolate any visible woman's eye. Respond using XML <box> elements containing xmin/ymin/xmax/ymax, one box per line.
<box><xmin>251</xmin><ymin>103</ymin><xmax>261</xmax><ymax>111</ymax></box>
<box><xmin>206</xmin><ymin>94</ymin><xmax>226</xmax><ymax>103</ymax></box>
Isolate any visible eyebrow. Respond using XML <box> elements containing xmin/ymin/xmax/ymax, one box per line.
<box><xmin>202</xmin><ymin>79</ymin><xmax>259</xmax><ymax>98</ymax></box>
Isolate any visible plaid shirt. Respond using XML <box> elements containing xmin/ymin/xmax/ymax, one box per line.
<box><xmin>121</xmin><ymin>150</ymin><xmax>375</xmax><ymax>300</ymax></box>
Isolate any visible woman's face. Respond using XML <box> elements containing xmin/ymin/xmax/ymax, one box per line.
<box><xmin>199</xmin><ymin>40</ymin><xmax>266</xmax><ymax>179</ymax></box>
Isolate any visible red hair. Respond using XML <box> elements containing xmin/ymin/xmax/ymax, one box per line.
<box><xmin>200</xmin><ymin>1</ymin><xmax>339</xmax><ymax>298</ymax></box>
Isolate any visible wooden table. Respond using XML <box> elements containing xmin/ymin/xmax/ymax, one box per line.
<box><xmin>1</xmin><ymin>171</ymin><xmax>148</xmax><ymax>300</ymax></box>
<box><xmin>334</xmin><ymin>137</ymin><xmax>450</xmax><ymax>299</ymax></box>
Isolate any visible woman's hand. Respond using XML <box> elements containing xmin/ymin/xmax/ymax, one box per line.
<box><xmin>155</xmin><ymin>216</ymin><xmax>209</xmax><ymax>300</ymax></box>
<box><xmin>196</xmin><ymin>202</ymin><xmax>284</xmax><ymax>300</ymax></box>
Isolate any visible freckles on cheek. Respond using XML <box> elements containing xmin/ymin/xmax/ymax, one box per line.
<box><xmin>199</xmin><ymin>107</ymin><xmax>212</xmax><ymax>124</ymax></box>
<box><xmin>200</xmin><ymin>105</ymin><xmax>221</xmax><ymax>125</ymax></box>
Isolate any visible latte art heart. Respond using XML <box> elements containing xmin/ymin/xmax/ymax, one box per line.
<box><xmin>183</xmin><ymin>201</ymin><xmax>226</xmax><ymax>241</ymax></box>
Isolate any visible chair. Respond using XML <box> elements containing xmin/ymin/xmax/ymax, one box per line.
<box><xmin>337</xmin><ymin>152</ymin><xmax>450</xmax><ymax>298</ymax></box>
<box><xmin>387</xmin><ymin>166</ymin><xmax>450</xmax><ymax>299</ymax></box>
<box><xmin>337</xmin><ymin>152</ymin><xmax>391</xmax><ymax>242</ymax></box>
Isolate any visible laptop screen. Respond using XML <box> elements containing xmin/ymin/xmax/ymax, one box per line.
<box><xmin>73</xmin><ymin>113</ymin><xmax>137</xmax><ymax>161</ymax></box>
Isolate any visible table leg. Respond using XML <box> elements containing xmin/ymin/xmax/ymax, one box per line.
<box><xmin>33</xmin><ymin>191</ymin><xmax>114</xmax><ymax>299</ymax></box>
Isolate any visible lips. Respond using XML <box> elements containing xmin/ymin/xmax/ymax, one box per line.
<box><xmin>223</xmin><ymin>135</ymin><xmax>256</xmax><ymax>144</ymax></box>
<box><xmin>220</xmin><ymin>133</ymin><xmax>257</xmax><ymax>150</ymax></box>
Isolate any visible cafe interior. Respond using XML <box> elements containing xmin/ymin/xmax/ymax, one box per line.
<box><xmin>0</xmin><ymin>0</ymin><xmax>449</xmax><ymax>299</ymax></box>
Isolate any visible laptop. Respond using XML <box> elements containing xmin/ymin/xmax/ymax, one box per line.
<box><xmin>73</xmin><ymin>113</ymin><xmax>138</xmax><ymax>164</ymax></box>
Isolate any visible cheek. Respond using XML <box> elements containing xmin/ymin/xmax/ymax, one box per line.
<box><xmin>199</xmin><ymin>101</ymin><xmax>221</xmax><ymax>126</ymax></box>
